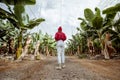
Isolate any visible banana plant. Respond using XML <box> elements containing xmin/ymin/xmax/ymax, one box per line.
<box><xmin>29</xmin><ymin>30</ymin><xmax>43</xmax><ymax>54</ymax></box>
<box><xmin>77</xmin><ymin>4</ymin><xmax>120</xmax><ymax>56</ymax></box>
<box><xmin>78</xmin><ymin>7</ymin><xmax>111</xmax><ymax>55</ymax></box>
<box><xmin>66</xmin><ymin>30</ymin><xmax>87</xmax><ymax>55</ymax></box>
<box><xmin>66</xmin><ymin>39</ymin><xmax>75</xmax><ymax>55</ymax></box>
<box><xmin>41</xmin><ymin>33</ymin><xmax>56</xmax><ymax>56</ymax></box>
<box><xmin>30</xmin><ymin>32</ymin><xmax>56</xmax><ymax>56</ymax></box>
<box><xmin>102</xmin><ymin>3</ymin><xmax>120</xmax><ymax>53</ymax></box>
<box><xmin>66</xmin><ymin>3</ymin><xmax>120</xmax><ymax>57</ymax></box>
<box><xmin>0</xmin><ymin>0</ymin><xmax>45</xmax><ymax>59</ymax></box>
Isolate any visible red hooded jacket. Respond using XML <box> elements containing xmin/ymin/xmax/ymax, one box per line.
<box><xmin>55</xmin><ymin>26</ymin><xmax>67</xmax><ymax>41</ymax></box>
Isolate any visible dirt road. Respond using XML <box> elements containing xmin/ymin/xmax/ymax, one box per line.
<box><xmin>0</xmin><ymin>56</ymin><xmax>120</xmax><ymax>80</ymax></box>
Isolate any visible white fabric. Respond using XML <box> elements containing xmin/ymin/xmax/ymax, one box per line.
<box><xmin>56</xmin><ymin>40</ymin><xmax>65</xmax><ymax>64</ymax></box>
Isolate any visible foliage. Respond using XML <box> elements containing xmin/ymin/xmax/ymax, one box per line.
<box><xmin>0</xmin><ymin>0</ymin><xmax>45</xmax><ymax>59</ymax></box>
<box><xmin>102</xmin><ymin>3</ymin><xmax>120</xmax><ymax>14</ymax></box>
<box><xmin>67</xmin><ymin>3</ymin><xmax>120</xmax><ymax>56</ymax></box>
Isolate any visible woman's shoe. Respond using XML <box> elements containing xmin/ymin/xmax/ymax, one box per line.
<box><xmin>56</xmin><ymin>64</ymin><xmax>62</xmax><ymax>70</ymax></box>
<box><xmin>62</xmin><ymin>64</ymin><xmax>66</xmax><ymax>68</ymax></box>
<box><xmin>56</xmin><ymin>66</ymin><xmax>62</xmax><ymax>70</ymax></box>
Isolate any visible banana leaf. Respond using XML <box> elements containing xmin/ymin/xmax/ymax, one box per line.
<box><xmin>0</xmin><ymin>0</ymin><xmax>36</xmax><ymax>5</ymax></box>
<box><xmin>0</xmin><ymin>30</ymin><xmax>7</xmax><ymax>38</ymax></box>
<box><xmin>84</xmin><ymin>8</ymin><xmax>94</xmax><ymax>22</ymax></box>
<box><xmin>103</xmin><ymin>3</ymin><xmax>120</xmax><ymax>14</ymax></box>
<box><xmin>0</xmin><ymin>7</ymin><xmax>19</xmax><ymax>28</ymax></box>
<box><xmin>23</xmin><ymin>18</ymin><xmax>45</xmax><ymax>29</ymax></box>
<box><xmin>92</xmin><ymin>8</ymin><xmax>103</xmax><ymax>30</ymax></box>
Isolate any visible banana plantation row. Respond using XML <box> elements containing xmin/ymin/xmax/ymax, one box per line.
<box><xmin>0</xmin><ymin>0</ymin><xmax>120</xmax><ymax>60</ymax></box>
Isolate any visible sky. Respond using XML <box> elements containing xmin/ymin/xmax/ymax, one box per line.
<box><xmin>25</xmin><ymin>0</ymin><xmax>100</xmax><ymax>40</ymax></box>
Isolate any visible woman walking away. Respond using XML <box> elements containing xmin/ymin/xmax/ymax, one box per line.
<box><xmin>54</xmin><ymin>26</ymin><xmax>67</xmax><ymax>70</ymax></box>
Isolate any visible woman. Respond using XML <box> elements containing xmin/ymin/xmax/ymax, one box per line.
<box><xmin>54</xmin><ymin>26</ymin><xmax>67</xmax><ymax>70</ymax></box>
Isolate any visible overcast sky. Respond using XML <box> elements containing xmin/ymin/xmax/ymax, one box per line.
<box><xmin>26</xmin><ymin>0</ymin><xmax>100</xmax><ymax>40</ymax></box>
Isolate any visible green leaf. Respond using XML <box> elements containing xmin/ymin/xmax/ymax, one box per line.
<box><xmin>84</xmin><ymin>8</ymin><xmax>94</xmax><ymax>22</ymax></box>
<box><xmin>0</xmin><ymin>7</ymin><xmax>19</xmax><ymax>28</ymax></box>
<box><xmin>0</xmin><ymin>0</ymin><xmax>36</xmax><ymax>5</ymax></box>
<box><xmin>78</xmin><ymin>17</ymin><xmax>89</xmax><ymax>31</ymax></box>
<box><xmin>14</xmin><ymin>5</ymin><xmax>25</xmax><ymax>26</ymax></box>
<box><xmin>92</xmin><ymin>7</ymin><xmax>103</xmax><ymax>29</ymax></box>
<box><xmin>0</xmin><ymin>30</ymin><xmax>7</xmax><ymax>38</ymax></box>
<box><xmin>105</xmin><ymin>13</ymin><xmax>116</xmax><ymax>20</ymax></box>
<box><xmin>24</xmin><ymin>18</ymin><xmax>45</xmax><ymax>29</ymax></box>
<box><xmin>92</xmin><ymin>16</ymin><xmax>103</xmax><ymax>29</ymax></box>
<box><xmin>95</xmin><ymin>7</ymin><xmax>101</xmax><ymax>17</ymax></box>
<box><xmin>103</xmin><ymin>3</ymin><xmax>120</xmax><ymax>14</ymax></box>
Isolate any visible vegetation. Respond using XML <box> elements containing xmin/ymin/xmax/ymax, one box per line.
<box><xmin>66</xmin><ymin>3</ymin><xmax>120</xmax><ymax>59</ymax></box>
<box><xmin>0</xmin><ymin>0</ymin><xmax>45</xmax><ymax>59</ymax></box>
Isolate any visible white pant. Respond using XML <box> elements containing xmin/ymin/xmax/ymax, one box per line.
<box><xmin>56</xmin><ymin>40</ymin><xmax>65</xmax><ymax>64</ymax></box>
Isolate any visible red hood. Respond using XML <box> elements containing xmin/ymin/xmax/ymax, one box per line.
<box><xmin>58</xmin><ymin>26</ymin><xmax>62</xmax><ymax>32</ymax></box>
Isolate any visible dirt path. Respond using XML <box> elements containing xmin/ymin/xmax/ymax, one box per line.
<box><xmin>0</xmin><ymin>56</ymin><xmax>120</xmax><ymax>80</ymax></box>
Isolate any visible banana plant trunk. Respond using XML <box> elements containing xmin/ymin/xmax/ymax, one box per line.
<box><xmin>77</xmin><ymin>46</ymin><xmax>81</xmax><ymax>55</ymax></box>
<box><xmin>34</xmin><ymin>41</ymin><xmax>40</xmax><ymax>60</ymax></box>
<box><xmin>97</xmin><ymin>31</ymin><xmax>105</xmax><ymax>57</ymax></box>
<box><xmin>70</xmin><ymin>49</ymin><xmax>73</xmax><ymax>55</ymax></box>
<box><xmin>15</xmin><ymin>30</ymin><xmax>22</xmax><ymax>59</ymax></box>
<box><xmin>8</xmin><ymin>38</ymin><xmax>14</xmax><ymax>54</ymax></box>
<box><xmin>46</xmin><ymin>46</ymin><xmax>49</xmax><ymax>56</ymax></box>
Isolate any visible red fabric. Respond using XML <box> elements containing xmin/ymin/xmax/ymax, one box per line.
<box><xmin>58</xmin><ymin>26</ymin><xmax>62</xmax><ymax>31</ymax></box>
<box><xmin>55</xmin><ymin>27</ymin><xmax>66</xmax><ymax>41</ymax></box>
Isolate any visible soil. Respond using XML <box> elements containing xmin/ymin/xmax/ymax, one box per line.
<box><xmin>0</xmin><ymin>56</ymin><xmax>120</xmax><ymax>80</ymax></box>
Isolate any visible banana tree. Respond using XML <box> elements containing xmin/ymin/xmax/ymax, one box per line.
<box><xmin>0</xmin><ymin>18</ymin><xmax>19</xmax><ymax>55</ymax></box>
<box><xmin>102</xmin><ymin>3</ymin><xmax>120</xmax><ymax>53</ymax></box>
<box><xmin>30</xmin><ymin>30</ymin><xmax>44</xmax><ymax>59</ymax></box>
<box><xmin>112</xmin><ymin>18</ymin><xmax>120</xmax><ymax>52</ymax></box>
<box><xmin>79</xmin><ymin>7</ymin><xmax>111</xmax><ymax>52</ymax></box>
<box><xmin>42</xmin><ymin>33</ymin><xmax>56</xmax><ymax>56</ymax></box>
<box><xmin>66</xmin><ymin>41</ymin><xmax>76</xmax><ymax>56</ymax></box>
<box><xmin>66</xmin><ymin>39</ymin><xmax>75</xmax><ymax>55</ymax></box>
<box><xmin>66</xmin><ymin>30</ymin><xmax>87</xmax><ymax>56</ymax></box>
<box><xmin>0</xmin><ymin>0</ymin><xmax>45</xmax><ymax>59</ymax></box>
<box><xmin>77</xmin><ymin>4</ymin><xmax>120</xmax><ymax>58</ymax></box>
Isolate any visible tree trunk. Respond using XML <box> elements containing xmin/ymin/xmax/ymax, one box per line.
<box><xmin>17</xmin><ymin>35</ymin><xmax>31</xmax><ymax>60</ymax></box>
<box><xmin>16</xmin><ymin>31</ymin><xmax>22</xmax><ymax>59</ymax></box>
<box><xmin>77</xmin><ymin>46</ymin><xmax>80</xmax><ymax>55</ymax></box>
<box><xmin>34</xmin><ymin>41</ymin><xmax>40</xmax><ymax>60</ymax></box>
<box><xmin>46</xmin><ymin>46</ymin><xmax>49</xmax><ymax>56</ymax></box>
<box><xmin>103</xmin><ymin>32</ymin><xmax>113</xmax><ymax>59</ymax></box>
<box><xmin>8</xmin><ymin>38</ymin><xmax>14</xmax><ymax>54</ymax></box>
